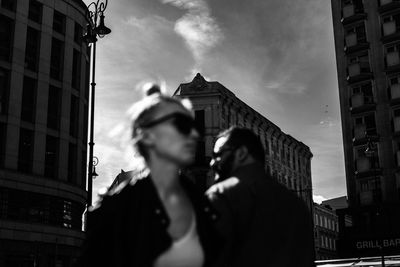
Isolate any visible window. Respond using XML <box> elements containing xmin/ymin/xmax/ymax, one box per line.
<box><xmin>81</xmin><ymin>150</ymin><xmax>87</xmax><ymax>189</ymax></box>
<box><xmin>72</xmin><ymin>49</ymin><xmax>81</xmax><ymax>89</ymax></box>
<box><xmin>50</xmin><ymin>38</ymin><xmax>64</xmax><ymax>80</ymax></box>
<box><xmin>18</xmin><ymin>128</ymin><xmax>34</xmax><ymax>173</ymax></box>
<box><xmin>21</xmin><ymin>77</ymin><xmax>37</xmax><ymax>123</ymax></box>
<box><xmin>0</xmin><ymin>15</ymin><xmax>13</xmax><ymax>61</ymax></box>
<box><xmin>53</xmin><ymin>10</ymin><xmax>66</xmax><ymax>35</ymax></box>
<box><xmin>70</xmin><ymin>95</ymin><xmax>79</xmax><ymax>137</ymax></box>
<box><xmin>383</xmin><ymin>13</ymin><xmax>400</xmax><ymax>34</ymax></box>
<box><xmin>68</xmin><ymin>143</ymin><xmax>77</xmax><ymax>183</ymax></box>
<box><xmin>265</xmin><ymin>139</ymin><xmax>270</xmax><ymax>155</ymax></box>
<box><xmin>74</xmin><ymin>22</ymin><xmax>82</xmax><ymax>45</ymax></box>
<box><xmin>0</xmin><ymin>68</ymin><xmax>9</xmax><ymax>114</ymax></box>
<box><xmin>354</xmin><ymin>113</ymin><xmax>377</xmax><ymax>136</ymax></box>
<box><xmin>345</xmin><ymin>23</ymin><xmax>367</xmax><ymax>44</ymax></box>
<box><xmin>47</xmin><ymin>86</ymin><xmax>61</xmax><ymax>130</ymax></box>
<box><xmin>44</xmin><ymin>135</ymin><xmax>58</xmax><ymax>179</ymax></box>
<box><xmin>28</xmin><ymin>0</ymin><xmax>42</xmax><ymax>23</ymax></box>
<box><xmin>83</xmin><ymin>104</ymin><xmax>88</xmax><ymax>143</ymax></box>
<box><xmin>0</xmin><ymin>123</ymin><xmax>5</xmax><ymax>167</ymax></box>
<box><xmin>1</xmin><ymin>0</ymin><xmax>16</xmax><ymax>11</ymax></box>
<box><xmin>25</xmin><ymin>27</ymin><xmax>40</xmax><ymax>71</ymax></box>
<box><xmin>352</xmin><ymin>82</ymin><xmax>373</xmax><ymax>98</ymax></box>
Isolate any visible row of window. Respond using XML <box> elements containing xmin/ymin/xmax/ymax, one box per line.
<box><xmin>315</xmin><ymin>213</ymin><xmax>339</xmax><ymax>232</ymax></box>
<box><xmin>0</xmin><ymin>10</ymin><xmax>88</xmax><ymax>89</ymax></box>
<box><xmin>0</xmin><ymin>186</ymin><xmax>84</xmax><ymax>230</ymax></box>
<box><xmin>319</xmin><ymin>234</ymin><xmax>337</xmax><ymax>251</ymax></box>
<box><xmin>0</xmin><ymin>70</ymin><xmax>88</xmax><ymax>138</ymax></box>
<box><xmin>0</xmin><ymin>123</ymin><xmax>86</xmax><ymax>186</ymax></box>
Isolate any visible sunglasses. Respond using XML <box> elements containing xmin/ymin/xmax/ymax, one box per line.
<box><xmin>211</xmin><ymin>147</ymin><xmax>236</xmax><ymax>159</ymax></box>
<box><xmin>140</xmin><ymin>112</ymin><xmax>198</xmax><ymax>136</ymax></box>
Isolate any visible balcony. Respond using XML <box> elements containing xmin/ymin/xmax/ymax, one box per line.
<box><xmin>347</xmin><ymin>62</ymin><xmax>373</xmax><ymax>83</ymax></box>
<box><xmin>350</xmin><ymin>94</ymin><xmax>375</xmax><ymax>114</ymax></box>
<box><xmin>379</xmin><ymin>0</ymin><xmax>400</xmax><ymax>14</ymax></box>
<box><xmin>344</xmin><ymin>33</ymin><xmax>369</xmax><ymax>54</ymax></box>
<box><xmin>385</xmin><ymin>51</ymin><xmax>400</xmax><ymax>73</ymax></box>
<box><xmin>381</xmin><ymin>21</ymin><xmax>400</xmax><ymax>43</ymax></box>
<box><xmin>355</xmin><ymin>157</ymin><xmax>382</xmax><ymax>178</ymax></box>
<box><xmin>393</xmin><ymin>116</ymin><xmax>400</xmax><ymax>132</ymax></box>
<box><xmin>353</xmin><ymin>124</ymin><xmax>378</xmax><ymax>145</ymax></box>
<box><xmin>390</xmin><ymin>84</ymin><xmax>400</xmax><ymax>105</ymax></box>
<box><xmin>341</xmin><ymin>4</ymin><xmax>367</xmax><ymax>25</ymax></box>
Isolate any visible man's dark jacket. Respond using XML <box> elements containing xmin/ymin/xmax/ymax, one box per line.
<box><xmin>76</xmin><ymin>175</ymin><xmax>221</xmax><ymax>267</ymax></box>
<box><xmin>207</xmin><ymin>162</ymin><xmax>315</xmax><ymax>267</ymax></box>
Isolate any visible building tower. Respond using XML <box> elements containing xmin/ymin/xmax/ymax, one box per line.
<box><xmin>331</xmin><ymin>0</ymin><xmax>400</xmax><ymax>257</ymax></box>
<box><xmin>174</xmin><ymin>73</ymin><xmax>314</xmax><ymax>209</ymax></box>
<box><xmin>0</xmin><ymin>0</ymin><xmax>89</xmax><ymax>265</ymax></box>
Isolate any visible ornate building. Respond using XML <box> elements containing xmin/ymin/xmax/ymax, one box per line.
<box><xmin>0</xmin><ymin>0</ymin><xmax>89</xmax><ymax>266</ymax></box>
<box><xmin>331</xmin><ymin>0</ymin><xmax>400</xmax><ymax>257</ymax></box>
<box><xmin>174</xmin><ymin>73</ymin><xmax>313</xmax><ymax>208</ymax></box>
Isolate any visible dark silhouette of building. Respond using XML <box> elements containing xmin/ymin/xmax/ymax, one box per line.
<box><xmin>331</xmin><ymin>0</ymin><xmax>400</xmax><ymax>257</ymax></box>
<box><xmin>0</xmin><ymin>0</ymin><xmax>89</xmax><ymax>266</ymax></box>
<box><xmin>174</xmin><ymin>73</ymin><xmax>314</xmax><ymax>209</ymax></box>
<box><xmin>314</xmin><ymin>203</ymin><xmax>340</xmax><ymax>260</ymax></box>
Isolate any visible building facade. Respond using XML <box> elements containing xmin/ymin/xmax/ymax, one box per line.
<box><xmin>174</xmin><ymin>73</ymin><xmax>314</xmax><ymax>208</ymax></box>
<box><xmin>314</xmin><ymin>203</ymin><xmax>340</xmax><ymax>260</ymax></box>
<box><xmin>0</xmin><ymin>0</ymin><xmax>89</xmax><ymax>266</ymax></box>
<box><xmin>331</xmin><ymin>0</ymin><xmax>400</xmax><ymax>257</ymax></box>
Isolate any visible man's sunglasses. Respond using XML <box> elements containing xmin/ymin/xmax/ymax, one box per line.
<box><xmin>140</xmin><ymin>112</ymin><xmax>198</xmax><ymax>136</ymax></box>
<box><xmin>211</xmin><ymin>147</ymin><xmax>236</xmax><ymax>159</ymax></box>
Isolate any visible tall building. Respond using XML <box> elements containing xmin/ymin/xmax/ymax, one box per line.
<box><xmin>174</xmin><ymin>73</ymin><xmax>314</xmax><ymax>208</ymax></box>
<box><xmin>314</xmin><ymin>203</ymin><xmax>339</xmax><ymax>260</ymax></box>
<box><xmin>0</xmin><ymin>0</ymin><xmax>90</xmax><ymax>266</ymax></box>
<box><xmin>331</xmin><ymin>0</ymin><xmax>400</xmax><ymax>257</ymax></box>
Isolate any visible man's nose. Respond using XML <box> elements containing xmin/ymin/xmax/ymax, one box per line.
<box><xmin>210</xmin><ymin>158</ymin><xmax>216</xmax><ymax>168</ymax></box>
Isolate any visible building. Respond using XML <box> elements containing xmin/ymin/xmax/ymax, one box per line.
<box><xmin>174</xmin><ymin>73</ymin><xmax>314</xmax><ymax>208</ymax></box>
<box><xmin>0</xmin><ymin>0</ymin><xmax>90</xmax><ymax>266</ymax></box>
<box><xmin>331</xmin><ymin>0</ymin><xmax>400</xmax><ymax>257</ymax></box>
<box><xmin>322</xmin><ymin>196</ymin><xmax>349</xmax><ymax>211</ymax></box>
<box><xmin>314</xmin><ymin>203</ymin><xmax>340</xmax><ymax>260</ymax></box>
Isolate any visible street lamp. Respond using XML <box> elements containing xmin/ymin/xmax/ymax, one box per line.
<box><xmin>83</xmin><ymin>0</ymin><xmax>111</xmax><ymax>207</ymax></box>
<box><xmin>364</xmin><ymin>135</ymin><xmax>385</xmax><ymax>267</ymax></box>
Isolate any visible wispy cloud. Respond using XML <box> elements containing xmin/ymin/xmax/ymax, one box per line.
<box><xmin>161</xmin><ymin>0</ymin><xmax>223</xmax><ymax>71</ymax></box>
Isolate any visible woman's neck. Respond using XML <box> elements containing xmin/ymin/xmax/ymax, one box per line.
<box><xmin>149</xmin><ymin>160</ymin><xmax>181</xmax><ymax>198</ymax></box>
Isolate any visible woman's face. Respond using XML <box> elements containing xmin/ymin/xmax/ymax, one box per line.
<box><xmin>144</xmin><ymin>102</ymin><xmax>199</xmax><ymax>166</ymax></box>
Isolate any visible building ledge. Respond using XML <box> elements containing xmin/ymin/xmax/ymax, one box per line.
<box><xmin>390</xmin><ymin>97</ymin><xmax>400</xmax><ymax>106</ymax></box>
<box><xmin>381</xmin><ymin>32</ymin><xmax>400</xmax><ymax>44</ymax></box>
<box><xmin>378</xmin><ymin>2</ymin><xmax>400</xmax><ymax>14</ymax></box>
<box><xmin>352</xmin><ymin>135</ymin><xmax>379</xmax><ymax>146</ymax></box>
<box><xmin>355</xmin><ymin>168</ymin><xmax>382</xmax><ymax>179</ymax></box>
<box><xmin>350</xmin><ymin>103</ymin><xmax>376</xmax><ymax>115</ymax></box>
<box><xmin>344</xmin><ymin>43</ymin><xmax>369</xmax><ymax>55</ymax></box>
<box><xmin>341</xmin><ymin>13</ymin><xmax>367</xmax><ymax>25</ymax></box>
<box><xmin>347</xmin><ymin>73</ymin><xmax>373</xmax><ymax>84</ymax></box>
<box><xmin>385</xmin><ymin>64</ymin><xmax>400</xmax><ymax>74</ymax></box>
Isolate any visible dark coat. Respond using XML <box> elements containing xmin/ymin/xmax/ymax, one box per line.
<box><xmin>76</xmin><ymin>175</ymin><xmax>221</xmax><ymax>267</ymax></box>
<box><xmin>207</xmin><ymin>162</ymin><xmax>315</xmax><ymax>267</ymax></box>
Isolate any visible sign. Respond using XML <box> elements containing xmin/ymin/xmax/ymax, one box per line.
<box><xmin>338</xmin><ymin>237</ymin><xmax>400</xmax><ymax>257</ymax></box>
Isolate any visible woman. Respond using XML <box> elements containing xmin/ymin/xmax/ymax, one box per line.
<box><xmin>76</xmin><ymin>84</ymin><xmax>221</xmax><ymax>267</ymax></box>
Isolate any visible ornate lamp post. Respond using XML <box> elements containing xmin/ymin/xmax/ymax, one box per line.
<box><xmin>83</xmin><ymin>0</ymin><xmax>111</xmax><ymax>207</ymax></box>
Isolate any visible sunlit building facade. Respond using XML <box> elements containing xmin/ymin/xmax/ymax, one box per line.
<box><xmin>331</xmin><ymin>0</ymin><xmax>400</xmax><ymax>257</ymax></box>
<box><xmin>174</xmin><ymin>73</ymin><xmax>314</xmax><ymax>208</ymax></box>
<box><xmin>0</xmin><ymin>0</ymin><xmax>89</xmax><ymax>265</ymax></box>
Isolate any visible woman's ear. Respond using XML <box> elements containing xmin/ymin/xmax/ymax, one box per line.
<box><xmin>138</xmin><ymin>129</ymin><xmax>155</xmax><ymax>147</ymax></box>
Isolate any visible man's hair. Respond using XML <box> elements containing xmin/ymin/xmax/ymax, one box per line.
<box><xmin>217</xmin><ymin>126</ymin><xmax>265</xmax><ymax>163</ymax></box>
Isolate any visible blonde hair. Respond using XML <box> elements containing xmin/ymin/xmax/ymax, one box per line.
<box><xmin>129</xmin><ymin>83</ymin><xmax>193</xmax><ymax>160</ymax></box>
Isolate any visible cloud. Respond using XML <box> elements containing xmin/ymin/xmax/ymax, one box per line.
<box><xmin>161</xmin><ymin>0</ymin><xmax>224</xmax><ymax>71</ymax></box>
<box><xmin>313</xmin><ymin>195</ymin><xmax>327</xmax><ymax>204</ymax></box>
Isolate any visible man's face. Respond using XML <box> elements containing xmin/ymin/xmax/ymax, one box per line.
<box><xmin>210</xmin><ymin>136</ymin><xmax>237</xmax><ymax>181</ymax></box>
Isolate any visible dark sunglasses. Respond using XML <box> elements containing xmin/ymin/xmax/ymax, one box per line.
<box><xmin>140</xmin><ymin>112</ymin><xmax>198</xmax><ymax>136</ymax></box>
<box><xmin>211</xmin><ymin>147</ymin><xmax>236</xmax><ymax>159</ymax></box>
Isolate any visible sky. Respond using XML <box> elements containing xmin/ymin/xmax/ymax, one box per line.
<box><xmin>82</xmin><ymin>0</ymin><xmax>346</xmax><ymax>204</ymax></box>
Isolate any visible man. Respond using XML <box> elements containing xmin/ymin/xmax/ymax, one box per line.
<box><xmin>206</xmin><ymin>126</ymin><xmax>315</xmax><ymax>267</ymax></box>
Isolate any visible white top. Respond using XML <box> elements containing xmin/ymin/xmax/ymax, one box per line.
<box><xmin>153</xmin><ymin>213</ymin><xmax>204</xmax><ymax>267</ymax></box>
